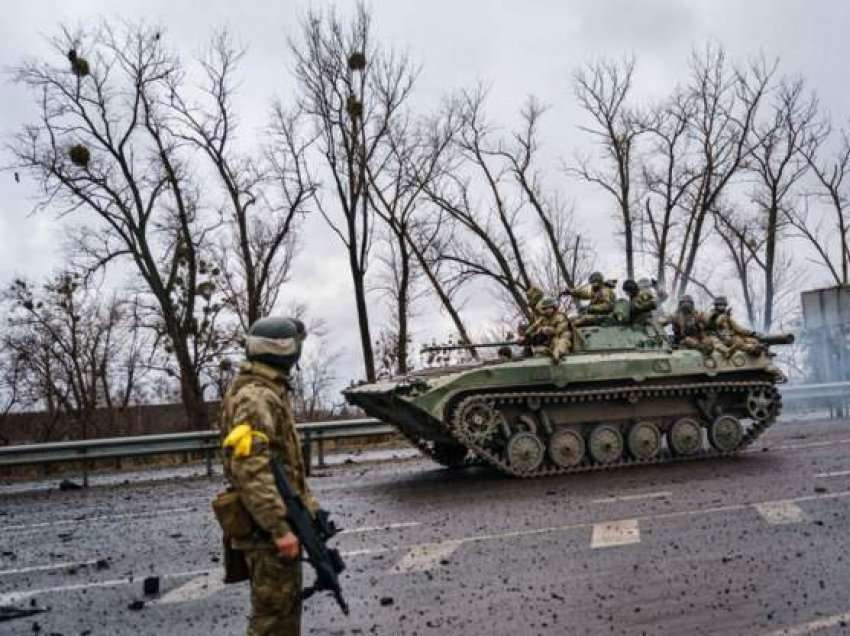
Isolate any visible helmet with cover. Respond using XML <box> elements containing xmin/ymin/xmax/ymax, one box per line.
<box><xmin>245</xmin><ymin>316</ymin><xmax>307</xmax><ymax>374</ymax></box>
<box><xmin>589</xmin><ymin>271</ymin><xmax>604</xmax><ymax>286</ymax></box>
<box><xmin>537</xmin><ymin>296</ymin><xmax>558</xmax><ymax>313</ymax></box>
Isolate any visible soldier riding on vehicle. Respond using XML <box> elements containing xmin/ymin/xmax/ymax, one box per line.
<box><xmin>524</xmin><ymin>296</ymin><xmax>572</xmax><ymax>363</ymax></box>
<box><xmin>663</xmin><ymin>295</ymin><xmax>714</xmax><ymax>355</ymax></box>
<box><xmin>623</xmin><ymin>278</ymin><xmax>658</xmax><ymax>326</ymax></box>
<box><xmin>563</xmin><ymin>272</ymin><xmax>616</xmax><ymax>326</ymax></box>
<box><xmin>706</xmin><ymin>296</ymin><xmax>765</xmax><ymax>357</ymax></box>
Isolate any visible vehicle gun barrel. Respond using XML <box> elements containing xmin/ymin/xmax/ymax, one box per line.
<box><xmin>759</xmin><ymin>333</ymin><xmax>795</xmax><ymax>346</ymax></box>
<box><xmin>421</xmin><ymin>341</ymin><xmax>518</xmax><ymax>353</ymax></box>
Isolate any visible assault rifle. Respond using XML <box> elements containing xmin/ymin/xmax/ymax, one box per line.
<box><xmin>270</xmin><ymin>457</ymin><xmax>349</xmax><ymax>615</ymax></box>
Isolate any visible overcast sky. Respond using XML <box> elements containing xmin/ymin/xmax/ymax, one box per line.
<box><xmin>1</xmin><ymin>0</ymin><xmax>847</xmax><ymax>385</ymax></box>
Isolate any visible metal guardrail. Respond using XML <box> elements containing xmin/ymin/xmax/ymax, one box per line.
<box><xmin>780</xmin><ymin>381</ymin><xmax>850</xmax><ymax>403</ymax></box>
<box><xmin>0</xmin><ymin>418</ymin><xmax>393</xmax><ymax>486</ymax></box>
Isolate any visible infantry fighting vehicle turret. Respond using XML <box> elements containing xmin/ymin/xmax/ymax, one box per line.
<box><xmin>343</xmin><ymin>308</ymin><xmax>794</xmax><ymax>478</ymax></box>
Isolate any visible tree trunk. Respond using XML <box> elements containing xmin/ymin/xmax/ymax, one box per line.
<box><xmin>396</xmin><ymin>237</ymin><xmax>411</xmax><ymax>375</ymax></box>
<box><xmin>350</xmin><ymin>263</ymin><xmax>376</xmax><ymax>382</ymax></box>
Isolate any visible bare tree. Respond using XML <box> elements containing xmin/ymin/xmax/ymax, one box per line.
<box><xmin>426</xmin><ymin>89</ymin><xmax>587</xmax><ymax>320</ymax></box>
<box><xmin>290</xmin><ymin>4</ymin><xmax>416</xmax><ymax>382</ymax></box>
<box><xmin>2</xmin><ymin>273</ymin><xmax>149</xmax><ymax>440</ymax></box>
<box><xmin>639</xmin><ymin>90</ymin><xmax>700</xmax><ymax>288</ymax></box>
<box><xmin>671</xmin><ymin>45</ymin><xmax>775</xmax><ymax>298</ymax></box>
<box><xmin>571</xmin><ymin>57</ymin><xmax>642</xmax><ymax>279</ymax></box>
<box><xmin>789</xmin><ymin>123</ymin><xmax>850</xmax><ymax>285</ymax></box>
<box><xmin>715</xmin><ymin>78</ymin><xmax>816</xmax><ymax>330</ymax></box>
<box><xmin>167</xmin><ymin>32</ymin><xmax>317</xmax><ymax>330</ymax></box>
<box><xmin>7</xmin><ymin>23</ymin><xmax>236</xmax><ymax>428</ymax></box>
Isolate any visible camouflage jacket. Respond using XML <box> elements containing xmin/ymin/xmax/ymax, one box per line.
<box><xmin>527</xmin><ymin>311</ymin><xmax>570</xmax><ymax>340</ymax></box>
<box><xmin>572</xmin><ymin>285</ymin><xmax>616</xmax><ymax>314</ymax></box>
<box><xmin>666</xmin><ymin>310</ymin><xmax>708</xmax><ymax>341</ymax></box>
<box><xmin>706</xmin><ymin>310</ymin><xmax>754</xmax><ymax>340</ymax></box>
<box><xmin>219</xmin><ymin>361</ymin><xmax>318</xmax><ymax>548</ymax></box>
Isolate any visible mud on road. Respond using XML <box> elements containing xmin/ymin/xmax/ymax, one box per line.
<box><xmin>2</xmin><ymin>416</ymin><xmax>850</xmax><ymax>635</ymax></box>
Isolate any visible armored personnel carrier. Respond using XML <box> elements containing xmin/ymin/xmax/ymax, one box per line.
<box><xmin>343</xmin><ymin>313</ymin><xmax>793</xmax><ymax>478</ymax></box>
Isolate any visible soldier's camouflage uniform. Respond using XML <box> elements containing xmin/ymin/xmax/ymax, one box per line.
<box><xmin>706</xmin><ymin>310</ymin><xmax>763</xmax><ymax>356</ymax></box>
<box><xmin>664</xmin><ymin>310</ymin><xmax>713</xmax><ymax>354</ymax></box>
<box><xmin>219</xmin><ymin>361</ymin><xmax>319</xmax><ymax>636</ymax></box>
<box><xmin>571</xmin><ymin>284</ymin><xmax>616</xmax><ymax>326</ymax></box>
<box><xmin>527</xmin><ymin>308</ymin><xmax>572</xmax><ymax>363</ymax></box>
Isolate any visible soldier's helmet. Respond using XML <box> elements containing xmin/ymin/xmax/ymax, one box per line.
<box><xmin>622</xmin><ymin>279</ymin><xmax>639</xmax><ymax>296</ymax></box>
<box><xmin>713</xmin><ymin>295</ymin><xmax>729</xmax><ymax>308</ymax></box>
<box><xmin>538</xmin><ymin>296</ymin><xmax>558</xmax><ymax>312</ymax></box>
<box><xmin>589</xmin><ymin>271</ymin><xmax>604</xmax><ymax>285</ymax></box>
<box><xmin>245</xmin><ymin>316</ymin><xmax>307</xmax><ymax>374</ymax></box>
<box><xmin>679</xmin><ymin>295</ymin><xmax>695</xmax><ymax>311</ymax></box>
<box><xmin>636</xmin><ymin>277</ymin><xmax>653</xmax><ymax>290</ymax></box>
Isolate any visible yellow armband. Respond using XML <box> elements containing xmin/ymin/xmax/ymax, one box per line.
<box><xmin>223</xmin><ymin>423</ymin><xmax>270</xmax><ymax>458</ymax></box>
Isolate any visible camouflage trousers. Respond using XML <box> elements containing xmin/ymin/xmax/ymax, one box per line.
<box><xmin>244</xmin><ymin>548</ymin><xmax>302</xmax><ymax>636</ymax></box>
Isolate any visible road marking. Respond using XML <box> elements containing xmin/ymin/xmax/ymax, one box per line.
<box><xmin>150</xmin><ymin>572</ymin><xmax>226</xmax><ymax>606</ymax></box>
<box><xmin>341</xmin><ymin>522</ymin><xmax>420</xmax><ymax>535</ymax></box>
<box><xmin>592</xmin><ymin>491</ymin><xmax>672</xmax><ymax>504</ymax></box>
<box><xmin>391</xmin><ymin>540</ymin><xmax>462</xmax><ymax>573</ymax></box>
<box><xmin>754</xmin><ymin>501</ymin><xmax>807</xmax><ymax>525</ymax></box>
<box><xmin>590</xmin><ymin>519</ymin><xmax>640</xmax><ymax>549</ymax></box>
<box><xmin>0</xmin><ymin>507</ymin><xmax>194</xmax><ymax>533</ymax></box>
<box><xmin>0</xmin><ymin>559</ymin><xmax>102</xmax><ymax>577</ymax></box>
<box><xmin>814</xmin><ymin>469</ymin><xmax>850</xmax><ymax>478</ymax></box>
<box><xmin>764</xmin><ymin>611</ymin><xmax>850</xmax><ymax>635</ymax></box>
<box><xmin>771</xmin><ymin>438</ymin><xmax>850</xmax><ymax>451</ymax></box>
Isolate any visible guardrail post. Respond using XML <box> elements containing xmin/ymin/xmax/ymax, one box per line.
<box><xmin>82</xmin><ymin>448</ymin><xmax>89</xmax><ymax>488</ymax></box>
<box><xmin>302</xmin><ymin>431</ymin><xmax>312</xmax><ymax>477</ymax></box>
<box><xmin>317</xmin><ymin>437</ymin><xmax>326</xmax><ymax>468</ymax></box>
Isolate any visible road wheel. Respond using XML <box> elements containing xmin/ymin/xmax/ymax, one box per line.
<box><xmin>708</xmin><ymin>415</ymin><xmax>744</xmax><ymax>453</ymax></box>
<box><xmin>746</xmin><ymin>387</ymin><xmax>776</xmax><ymax>421</ymax></box>
<box><xmin>667</xmin><ymin>417</ymin><xmax>703</xmax><ymax>456</ymax></box>
<box><xmin>588</xmin><ymin>424</ymin><xmax>624</xmax><ymax>465</ymax></box>
<box><xmin>506</xmin><ymin>431</ymin><xmax>545</xmax><ymax>473</ymax></box>
<box><xmin>548</xmin><ymin>428</ymin><xmax>585</xmax><ymax>468</ymax></box>
<box><xmin>627</xmin><ymin>421</ymin><xmax>661</xmax><ymax>460</ymax></box>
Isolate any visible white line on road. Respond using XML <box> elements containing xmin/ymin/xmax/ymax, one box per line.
<box><xmin>765</xmin><ymin>611</ymin><xmax>850</xmax><ymax>635</ymax></box>
<box><xmin>0</xmin><ymin>559</ymin><xmax>101</xmax><ymax>577</ymax></box>
<box><xmin>150</xmin><ymin>572</ymin><xmax>227</xmax><ymax>606</ymax></box>
<box><xmin>754</xmin><ymin>501</ymin><xmax>807</xmax><ymax>525</ymax></box>
<box><xmin>391</xmin><ymin>540</ymin><xmax>462</xmax><ymax>573</ymax></box>
<box><xmin>590</xmin><ymin>519</ymin><xmax>640</xmax><ymax>549</ymax></box>
<box><xmin>0</xmin><ymin>507</ymin><xmax>195</xmax><ymax>533</ymax></box>
<box><xmin>341</xmin><ymin>521</ymin><xmax>420</xmax><ymax>535</ymax></box>
<box><xmin>771</xmin><ymin>438</ymin><xmax>850</xmax><ymax>451</ymax></box>
<box><xmin>814</xmin><ymin>469</ymin><xmax>850</xmax><ymax>478</ymax></box>
<box><xmin>592</xmin><ymin>491</ymin><xmax>672</xmax><ymax>504</ymax></box>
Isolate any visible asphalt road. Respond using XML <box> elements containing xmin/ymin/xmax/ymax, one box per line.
<box><xmin>2</xmin><ymin>415</ymin><xmax>850</xmax><ymax>635</ymax></box>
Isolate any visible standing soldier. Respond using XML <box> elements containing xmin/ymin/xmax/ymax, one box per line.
<box><xmin>706</xmin><ymin>296</ymin><xmax>765</xmax><ymax>357</ymax></box>
<box><xmin>525</xmin><ymin>296</ymin><xmax>573</xmax><ymax>363</ymax></box>
<box><xmin>563</xmin><ymin>272</ymin><xmax>616</xmax><ymax>326</ymax></box>
<box><xmin>663</xmin><ymin>295</ymin><xmax>714</xmax><ymax>354</ymax></box>
<box><xmin>218</xmin><ymin>316</ymin><xmax>317</xmax><ymax>636</ymax></box>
